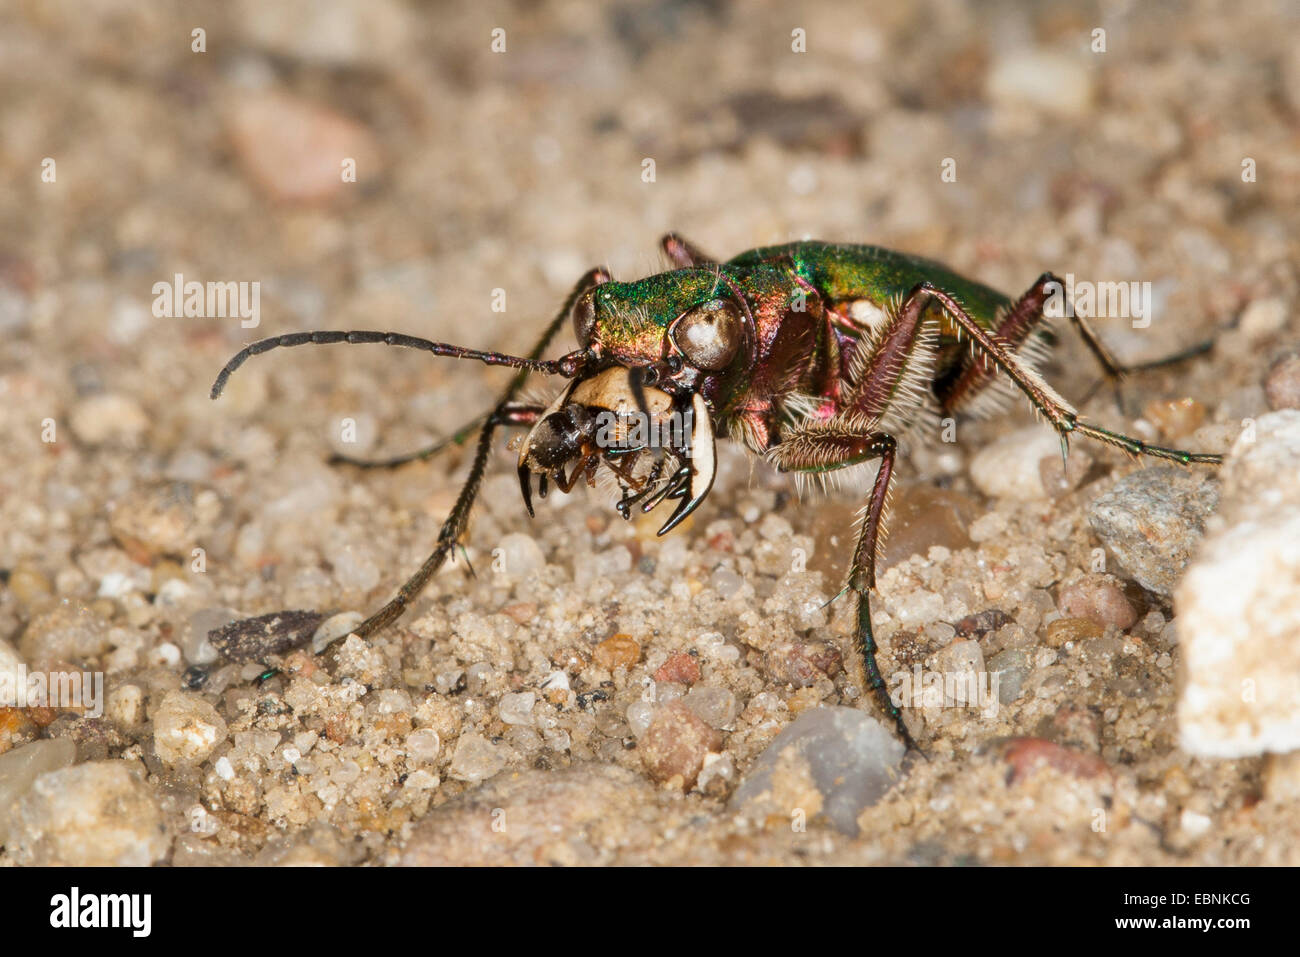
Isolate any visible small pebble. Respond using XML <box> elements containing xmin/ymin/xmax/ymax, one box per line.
<box><xmin>405</xmin><ymin>728</ymin><xmax>441</xmax><ymax>764</ymax></box>
<box><xmin>105</xmin><ymin>684</ymin><xmax>145</xmax><ymax>727</ymax></box>
<box><xmin>499</xmin><ymin>691</ymin><xmax>536</xmax><ymax>726</ymax></box>
<box><xmin>625</xmin><ymin>701</ymin><xmax>655</xmax><ymax>738</ymax></box>
<box><xmin>69</xmin><ymin>393</ymin><xmax>149</xmax><ymax>445</ymax></box>
<box><xmin>731</xmin><ymin>706</ymin><xmax>906</xmax><ymax>836</ymax></box>
<box><xmin>226</xmin><ymin>90</ymin><xmax>382</xmax><ymax>204</ymax></box>
<box><xmin>988</xmin><ymin>49</ymin><xmax>1093</xmax><ymax>116</ymax></box>
<box><xmin>1238</xmin><ymin>297</ymin><xmax>1288</xmax><ymax>340</ymax></box>
<box><xmin>1143</xmin><ymin>398</ymin><xmax>1206</xmax><ymax>439</ymax></box>
<box><xmin>763</xmin><ymin>641</ymin><xmax>843</xmax><ymax>688</ymax></box>
<box><xmin>0</xmin><ymin>739</ymin><xmax>77</xmax><ymax>842</ymax></box>
<box><xmin>1045</xmin><ymin>617</ymin><xmax>1103</xmax><ymax>648</ymax></box>
<box><xmin>931</xmin><ymin>639</ymin><xmax>985</xmax><ymax>707</ymax></box>
<box><xmin>1001</xmin><ymin>738</ymin><xmax>1110</xmax><ymax>784</ymax></box>
<box><xmin>1088</xmin><ymin>467</ymin><xmax>1220</xmax><ymax>596</ymax></box>
<box><xmin>311</xmin><ymin>610</ymin><xmax>364</xmax><ymax>654</ymax></box>
<box><xmin>654</xmin><ymin>652</ymin><xmax>700</xmax><ymax>686</ymax></box>
<box><xmin>108</xmin><ymin>482</ymin><xmax>218</xmax><ymax>562</ymax></box>
<box><xmin>593</xmin><ymin>634</ymin><xmax>640</xmax><ymax>671</ymax></box>
<box><xmin>988</xmin><ymin>648</ymin><xmax>1030</xmax><ymax>703</ymax></box>
<box><xmin>153</xmin><ymin>691</ymin><xmax>228</xmax><ymax>765</ymax></box>
<box><xmin>1264</xmin><ymin>355</ymin><xmax>1300</xmax><ymax>411</ymax></box>
<box><xmin>19</xmin><ymin>602</ymin><xmax>111</xmax><ymax>667</ymax></box>
<box><xmin>970</xmin><ymin>425</ymin><xmax>1060</xmax><ymax>500</ymax></box>
<box><xmin>494</xmin><ymin>533</ymin><xmax>546</xmax><ymax>580</ymax></box>
<box><xmin>1057</xmin><ymin>577</ymin><xmax>1138</xmax><ymax>631</ymax></box>
<box><xmin>683</xmin><ymin>686</ymin><xmax>738</xmax><ymax>729</ymax></box>
<box><xmin>640</xmin><ymin>701</ymin><xmax>723</xmax><ymax>789</ymax></box>
<box><xmin>7</xmin><ymin>761</ymin><xmax>170</xmax><ymax>865</ymax></box>
<box><xmin>448</xmin><ymin>733</ymin><xmax>505</xmax><ymax>783</ymax></box>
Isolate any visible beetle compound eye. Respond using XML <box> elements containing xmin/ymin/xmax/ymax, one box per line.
<box><xmin>571</xmin><ymin>290</ymin><xmax>598</xmax><ymax>348</ymax></box>
<box><xmin>673</xmin><ymin>299</ymin><xmax>742</xmax><ymax>371</ymax></box>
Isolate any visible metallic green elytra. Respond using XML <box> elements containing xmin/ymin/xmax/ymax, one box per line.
<box><xmin>211</xmin><ymin>234</ymin><xmax>1222</xmax><ymax>752</ymax></box>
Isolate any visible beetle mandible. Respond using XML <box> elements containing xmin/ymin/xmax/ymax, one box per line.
<box><xmin>211</xmin><ymin>235</ymin><xmax>1222</xmax><ymax>750</ymax></box>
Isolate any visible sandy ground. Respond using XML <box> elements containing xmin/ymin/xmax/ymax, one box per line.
<box><xmin>1</xmin><ymin>0</ymin><xmax>1299</xmax><ymax>865</ymax></box>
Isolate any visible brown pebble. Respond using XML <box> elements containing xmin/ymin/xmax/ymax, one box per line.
<box><xmin>654</xmin><ymin>651</ymin><xmax>700</xmax><ymax>685</ymax></box>
<box><xmin>762</xmin><ymin>641</ymin><xmax>843</xmax><ymax>687</ymax></box>
<box><xmin>1143</xmin><ymin>397</ymin><xmax>1207</xmax><ymax>439</ymax></box>
<box><xmin>500</xmin><ymin>602</ymin><xmax>538</xmax><ymax>626</ymax></box>
<box><xmin>0</xmin><ymin>707</ymin><xmax>33</xmax><ymax>743</ymax></box>
<box><xmin>1057</xmin><ymin>577</ymin><xmax>1138</xmax><ymax>631</ymax></box>
<box><xmin>1264</xmin><ymin>355</ymin><xmax>1300</xmax><ymax>411</ymax></box>
<box><xmin>226</xmin><ymin>90</ymin><xmax>382</xmax><ymax>204</ymax></box>
<box><xmin>108</xmin><ymin>481</ymin><xmax>214</xmax><ymax>563</ymax></box>
<box><xmin>1002</xmin><ymin>737</ymin><xmax>1111</xmax><ymax>784</ymax></box>
<box><xmin>7</xmin><ymin>563</ymin><xmax>53</xmax><ymax>611</ymax></box>
<box><xmin>1045</xmin><ymin>617</ymin><xmax>1103</xmax><ymax>647</ymax></box>
<box><xmin>639</xmin><ymin>701</ymin><xmax>722</xmax><ymax>789</ymax></box>
<box><xmin>593</xmin><ymin>634</ymin><xmax>640</xmax><ymax>671</ymax></box>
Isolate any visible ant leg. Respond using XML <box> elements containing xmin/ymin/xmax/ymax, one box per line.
<box><xmin>660</xmin><ymin>233</ymin><xmax>717</xmax><ymax>267</ymax></box>
<box><xmin>769</xmin><ymin>428</ymin><xmax>915</xmax><ymax>750</ymax></box>
<box><xmin>917</xmin><ymin>281</ymin><xmax>1222</xmax><ymax>465</ymax></box>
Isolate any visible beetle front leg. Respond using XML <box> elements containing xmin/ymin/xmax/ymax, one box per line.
<box><xmin>342</xmin><ymin>268</ymin><xmax>610</xmax><ymax>644</ymax></box>
<box><xmin>330</xmin><ymin>267</ymin><xmax>610</xmax><ymax>470</ymax></box>
<box><xmin>769</xmin><ymin>428</ymin><xmax>917</xmax><ymax>751</ymax></box>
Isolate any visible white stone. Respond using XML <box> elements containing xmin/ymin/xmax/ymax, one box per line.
<box><xmin>7</xmin><ymin>761</ymin><xmax>170</xmax><ymax>866</ymax></box>
<box><xmin>499</xmin><ymin>691</ymin><xmax>537</xmax><ymax>725</ymax></box>
<box><xmin>1178</xmin><ymin>411</ymin><xmax>1300</xmax><ymax>756</ymax></box>
<box><xmin>0</xmin><ymin>739</ymin><xmax>77</xmax><ymax>842</ymax></box>
<box><xmin>969</xmin><ymin>425</ymin><xmax>1061</xmax><ymax>500</ymax></box>
<box><xmin>106</xmin><ymin>684</ymin><xmax>145</xmax><ymax>727</ymax></box>
<box><xmin>988</xmin><ymin>49</ymin><xmax>1093</xmax><ymax>116</ymax></box>
<box><xmin>153</xmin><ymin>691</ymin><xmax>228</xmax><ymax>765</ymax></box>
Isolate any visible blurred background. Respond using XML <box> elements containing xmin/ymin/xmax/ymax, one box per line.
<box><xmin>4</xmin><ymin>0</ymin><xmax>1296</xmax><ymax>589</ymax></box>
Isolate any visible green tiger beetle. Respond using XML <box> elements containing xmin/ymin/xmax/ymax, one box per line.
<box><xmin>211</xmin><ymin>235</ymin><xmax>1222</xmax><ymax>751</ymax></box>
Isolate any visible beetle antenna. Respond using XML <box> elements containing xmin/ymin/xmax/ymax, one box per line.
<box><xmin>210</xmin><ymin>331</ymin><xmax>581</xmax><ymax>399</ymax></box>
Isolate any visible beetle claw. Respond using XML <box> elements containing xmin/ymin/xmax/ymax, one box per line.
<box><xmin>517</xmin><ymin>464</ymin><xmax>535</xmax><ymax>518</ymax></box>
<box><xmin>657</xmin><ymin>392</ymin><xmax>716</xmax><ymax>535</ymax></box>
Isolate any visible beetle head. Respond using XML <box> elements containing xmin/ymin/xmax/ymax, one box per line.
<box><xmin>517</xmin><ymin>267</ymin><xmax>757</xmax><ymax>534</ymax></box>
